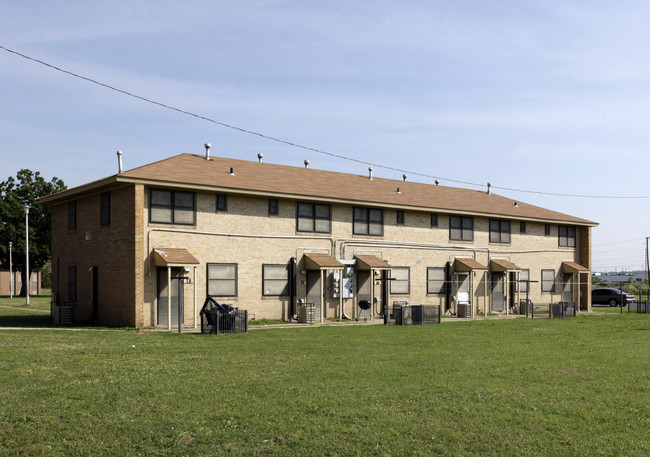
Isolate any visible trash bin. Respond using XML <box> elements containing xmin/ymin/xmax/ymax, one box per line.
<box><xmin>200</xmin><ymin>296</ymin><xmax>247</xmax><ymax>334</ymax></box>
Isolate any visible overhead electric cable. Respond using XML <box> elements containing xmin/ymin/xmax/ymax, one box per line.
<box><xmin>3</xmin><ymin>44</ymin><xmax>650</xmax><ymax>199</ymax></box>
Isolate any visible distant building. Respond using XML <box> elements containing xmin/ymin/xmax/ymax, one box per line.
<box><xmin>593</xmin><ymin>271</ymin><xmax>647</xmax><ymax>282</ymax></box>
<box><xmin>0</xmin><ymin>263</ymin><xmax>41</xmax><ymax>296</ymax></box>
<box><xmin>39</xmin><ymin>152</ymin><xmax>598</xmax><ymax>327</ymax></box>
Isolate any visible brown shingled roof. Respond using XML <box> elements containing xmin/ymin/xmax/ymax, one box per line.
<box><xmin>355</xmin><ymin>255</ymin><xmax>392</xmax><ymax>270</ymax></box>
<box><xmin>490</xmin><ymin>259</ymin><xmax>521</xmax><ymax>271</ymax></box>
<box><xmin>152</xmin><ymin>248</ymin><xmax>200</xmax><ymax>266</ymax></box>
<box><xmin>454</xmin><ymin>258</ymin><xmax>488</xmax><ymax>271</ymax></box>
<box><xmin>42</xmin><ymin>153</ymin><xmax>597</xmax><ymax>225</ymax></box>
<box><xmin>304</xmin><ymin>253</ymin><xmax>344</xmax><ymax>269</ymax></box>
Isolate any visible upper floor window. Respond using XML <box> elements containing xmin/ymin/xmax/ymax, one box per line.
<box><xmin>216</xmin><ymin>194</ymin><xmax>228</xmax><ymax>212</ymax></box>
<box><xmin>427</xmin><ymin>267</ymin><xmax>446</xmax><ymax>294</ymax></box>
<box><xmin>431</xmin><ymin>214</ymin><xmax>438</xmax><ymax>228</ymax></box>
<box><xmin>558</xmin><ymin>225</ymin><xmax>576</xmax><ymax>247</ymax></box>
<box><xmin>489</xmin><ymin>219</ymin><xmax>511</xmax><ymax>244</ymax></box>
<box><xmin>268</xmin><ymin>199</ymin><xmax>279</xmax><ymax>216</ymax></box>
<box><xmin>353</xmin><ymin>207</ymin><xmax>384</xmax><ymax>236</ymax></box>
<box><xmin>100</xmin><ymin>192</ymin><xmax>110</xmax><ymax>226</ymax></box>
<box><xmin>449</xmin><ymin>216</ymin><xmax>473</xmax><ymax>241</ymax></box>
<box><xmin>396</xmin><ymin>210</ymin><xmax>405</xmax><ymax>226</ymax></box>
<box><xmin>68</xmin><ymin>201</ymin><xmax>76</xmax><ymax>230</ymax></box>
<box><xmin>520</xmin><ymin>221</ymin><xmax>526</xmax><ymax>234</ymax></box>
<box><xmin>390</xmin><ymin>267</ymin><xmax>410</xmax><ymax>294</ymax></box>
<box><xmin>544</xmin><ymin>224</ymin><xmax>551</xmax><ymax>236</ymax></box>
<box><xmin>296</xmin><ymin>202</ymin><xmax>331</xmax><ymax>233</ymax></box>
<box><xmin>150</xmin><ymin>189</ymin><xmax>195</xmax><ymax>225</ymax></box>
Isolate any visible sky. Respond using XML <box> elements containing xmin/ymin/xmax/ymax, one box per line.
<box><xmin>1</xmin><ymin>0</ymin><xmax>649</xmax><ymax>272</ymax></box>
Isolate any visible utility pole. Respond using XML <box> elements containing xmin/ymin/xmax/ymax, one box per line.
<box><xmin>9</xmin><ymin>242</ymin><xmax>13</xmax><ymax>299</ymax></box>
<box><xmin>25</xmin><ymin>205</ymin><xmax>30</xmax><ymax>306</ymax></box>
<box><xmin>646</xmin><ymin>237</ymin><xmax>649</xmax><ymax>286</ymax></box>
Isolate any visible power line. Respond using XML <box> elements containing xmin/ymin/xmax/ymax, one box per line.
<box><xmin>593</xmin><ymin>237</ymin><xmax>647</xmax><ymax>247</ymax></box>
<box><xmin>3</xmin><ymin>43</ymin><xmax>650</xmax><ymax>199</ymax></box>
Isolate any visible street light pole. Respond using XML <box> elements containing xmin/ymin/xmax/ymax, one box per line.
<box><xmin>646</xmin><ymin>237</ymin><xmax>649</xmax><ymax>285</ymax></box>
<box><xmin>9</xmin><ymin>242</ymin><xmax>13</xmax><ymax>299</ymax></box>
<box><xmin>25</xmin><ymin>205</ymin><xmax>30</xmax><ymax>306</ymax></box>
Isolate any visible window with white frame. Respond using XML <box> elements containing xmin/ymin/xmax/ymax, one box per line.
<box><xmin>390</xmin><ymin>267</ymin><xmax>410</xmax><ymax>294</ymax></box>
<box><xmin>262</xmin><ymin>264</ymin><xmax>290</xmax><ymax>296</ymax></box>
<box><xmin>427</xmin><ymin>267</ymin><xmax>446</xmax><ymax>294</ymax></box>
<box><xmin>207</xmin><ymin>263</ymin><xmax>237</xmax><ymax>297</ymax></box>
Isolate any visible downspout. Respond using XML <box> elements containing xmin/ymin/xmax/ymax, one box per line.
<box><xmin>289</xmin><ymin>257</ymin><xmax>297</xmax><ymax>321</ymax></box>
<box><xmin>193</xmin><ymin>266</ymin><xmax>197</xmax><ymax>329</ymax></box>
<box><xmin>445</xmin><ymin>261</ymin><xmax>452</xmax><ymax>314</ymax></box>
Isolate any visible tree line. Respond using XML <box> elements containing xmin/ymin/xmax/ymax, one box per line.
<box><xmin>0</xmin><ymin>170</ymin><xmax>66</xmax><ymax>297</ymax></box>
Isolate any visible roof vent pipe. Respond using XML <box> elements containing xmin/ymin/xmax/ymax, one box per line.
<box><xmin>368</xmin><ymin>167</ymin><xmax>373</xmax><ymax>180</ymax></box>
<box><xmin>402</xmin><ymin>174</ymin><xmax>407</xmax><ymax>181</ymax></box>
<box><xmin>396</xmin><ymin>187</ymin><xmax>401</xmax><ymax>194</ymax></box>
<box><xmin>435</xmin><ymin>180</ymin><xmax>440</xmax><ymax>185</ymax></box>
<box><xmin>204</xmin><ymin>143</ymin><xmax>211</xmax><ymax>160</ymax></box>
<box><xmin>116</xmin><ymin>150</ymin><xmax>123</xmax><ymax>173</ymax></box>
<box><xmin>229</xmin><ymin>167</ymin><xmax>235</xmax><ymax>176</ymax></box>
<box><xmin>304</xmin><ymin>160</ymin><xmax>310</xmax><ymax>169</ymax></box>
<box><xmin>487</xmin><ymin>182</ymin><xmax>492</xmax><ymax>195</ymax></box>
<box><xmin>257</xmin><ymin>153</ymin><xmax>263</xmax><ymax>163</ymax></box>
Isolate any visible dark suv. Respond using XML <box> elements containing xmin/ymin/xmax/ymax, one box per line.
<box><xmin>591</xmin><ymin>288</ymin><xmax>635</xmax><ymax>307</ymax></box>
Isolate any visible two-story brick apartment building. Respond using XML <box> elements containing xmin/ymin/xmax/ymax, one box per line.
<box><xmin>39</xmin><ymin>151</ymin><xmax>597</xmax><ymax>328</ymax></box>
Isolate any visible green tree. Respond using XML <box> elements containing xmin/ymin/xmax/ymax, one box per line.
<box><xmin>0</xmin><ymin>170</ymin><xmax>65</xmax><ymax>297</ymax></box>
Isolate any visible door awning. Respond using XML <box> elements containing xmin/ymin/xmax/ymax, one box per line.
<box><xmin>304</xmin><ymin>253</ymin><xmax>344</xmax><ymax>270</ymax></box>
<box><xmin>454</xmin><ymin>258</ymin><xmax>488</xmax><ymax>272</ymax></box>
<box><xmin>355</xmin><ymin>255</ymin><xmax>391</xmax><ymax>270</ymax></box>
<box><xmin>562</xmin><ymin>261</ymin><xmax>590</xmax><ymax>274</ymax></box>
<box><xmin>153</xmin><ymin>248</ymin><xmax>199</xmax><ymax>267</ymax></box>
<box><xmin>490</xmin><ymin>259</ymin><xmax>521</xmax><ymax>272</ymax></box>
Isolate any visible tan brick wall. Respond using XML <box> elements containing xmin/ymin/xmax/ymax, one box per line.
<box><xmin>136</xmin><ymin>190</ymin><xmax>589</xmax><ymax>324</ymax></box>
<box><xmin>51</xmin><ymin>184</ymin><xmax>592</xmax><ymax>326</ymax></box>
<box><xmin>51</xmin><ymin>186</ymin><xmax>138</xmax><ymax>325</ymax></box>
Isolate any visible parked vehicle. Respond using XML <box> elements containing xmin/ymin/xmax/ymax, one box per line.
<box><xmin>591</xmin><ymin>288</ymin><xmax>635</xmax><ymax>306</ymax></box>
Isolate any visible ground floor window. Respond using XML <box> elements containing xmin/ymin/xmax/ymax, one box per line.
<box><xmin>262</xmin><ymin>264</ymin><xmax>290</xmax><ymax>296</ymax></box>
<box><xmin>68</xmin><ymin>265</ymin><xmax>77</xmax><ymax>303</ymax></box>
<box><xmin>207</xmin><ymin>263</ymin><xmax>237</xmax><ymax>297</ymax></box>
<box><xmin>519</xmin><ymin>269</ymin><xmax>530</xmax><ymax>293</ymax></box>
<box><xmin>390</xmin><ymin>267</ymin><xmax>410</xmax><ymax>295</ymax></box>
<box><xmin>541</xmin><ymin>269</ymin><xmax>555</xmax><ymax>292</ymax></box>
<box><xmin>427</xmin><ymin>267</ymin><xmax>446</xmax><ymax>294</ymax></box>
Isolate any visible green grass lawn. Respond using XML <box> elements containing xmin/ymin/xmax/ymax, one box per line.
<box><xmin>0</xmin><ymin>314</ymin><xmax>648</xmax><ymax>456</ymax></box>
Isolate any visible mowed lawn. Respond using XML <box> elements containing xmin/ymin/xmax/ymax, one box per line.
<box><xmin>0</xmin><ymin>309</ymin><xmax>648</xmax><ymax>456</ymax></box>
